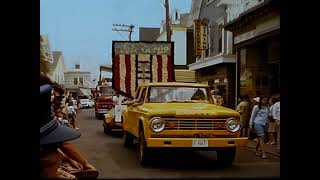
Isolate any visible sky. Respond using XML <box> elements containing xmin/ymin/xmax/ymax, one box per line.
<box><xmin>40</xmin><ymin>0</ymin><xmax>192</xmax><ymax>80</ymax></box>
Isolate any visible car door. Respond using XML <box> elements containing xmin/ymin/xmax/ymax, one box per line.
<box><xmin>124</xmin><ymin>87</ymin><xmax>141</xmax><ymax>134</ymax></box>
<box><xmin>127</xmin><ymin>87</ymin><xmax>146</xmax><ymax>137</ymax></box>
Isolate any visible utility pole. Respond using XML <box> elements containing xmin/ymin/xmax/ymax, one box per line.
<box><xmin>112</xmin><ymin>24</ymin><xmax>135</xmax><ymax>41</ymax></box>
<box><xmin>164</xmin><ymin>0</ymin><xmax>171</xmax><ymax>42</ymax></box>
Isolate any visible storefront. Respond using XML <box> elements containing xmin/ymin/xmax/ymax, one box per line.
<box><xmin>195</xmin><ymin>63</ymin><xmax>235</xmax><ymax>109</ymax></box>
<box><xmin>224</xmin><ymin>0</ymin><xmax>280</xmax><ymax>104</ymax></box>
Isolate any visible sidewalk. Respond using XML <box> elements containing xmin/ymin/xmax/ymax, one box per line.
<box><xmin>245</xmin><ymin>140</ymin><xmax>280</xmax><ymax>157</ymax></box>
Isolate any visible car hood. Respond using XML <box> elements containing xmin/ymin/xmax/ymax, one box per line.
<box><xmin>137</xmin><ymin>103</ymin><xmax>239</xmax><ymax>118</ymax></box>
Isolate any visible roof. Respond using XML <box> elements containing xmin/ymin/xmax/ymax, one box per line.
<box><xmin>224</xmin><ymin>0</ymin><xmax>277</xmax><ymax>30</ymax></box>
<box><xmin>48</xmin><ymin>51</ymin><xmax>62</xmax><ymax>73</ymax></box>
<box><xmin>140</xmin><ymin>82</ymin><xmax>208</xmax><ymax>87</ymax></box>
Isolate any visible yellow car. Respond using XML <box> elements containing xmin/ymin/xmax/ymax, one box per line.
<box><xmin>122</xmin><ymin>82</ymin><xmax>248</xmax><ymax>165</ymax></box>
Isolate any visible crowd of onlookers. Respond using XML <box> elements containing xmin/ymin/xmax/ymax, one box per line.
<box><xmin>40</xmin><ymin>73</ymin><xmax>99</xmax><ymax>179</ymax></box>
<box><xmin>236</xmin><ymin>92</ymin><xmax>280</xmax><ymax>159</ymax></box>
<box><xmin>210</xmin><ymin>89</ymin><xmax>280</xmax><ymax>159</ymax></box>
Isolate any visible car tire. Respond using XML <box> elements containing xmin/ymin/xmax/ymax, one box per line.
<box><xmin>216</xmin><ymin>147</ymin><xmax>236</xmax><ymax>167</ymax></box>
<box><xmin>104</xmin><ymin>124</ymin><xmax>112</xmax><ymax>134</ymax></box>
<box><xmin>123</xmin><ymin>131</ymin><xmax>134</xmax><ymax>148</ymax></box>
<box><xmin>138</xmin><ymin>130</ymin><xmax>151</xmax><ymax>165</ymax></box>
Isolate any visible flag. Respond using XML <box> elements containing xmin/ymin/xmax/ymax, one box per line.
<box><xmin>112</xmin><ymin>41</ymin><xmax>175</xmax><ymax>99</ymax></box>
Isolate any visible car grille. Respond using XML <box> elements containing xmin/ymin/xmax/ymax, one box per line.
<box><xmin>164</xmin><ymin>118</ymin><xmax>227</xmax><ymax>130</ymax></box>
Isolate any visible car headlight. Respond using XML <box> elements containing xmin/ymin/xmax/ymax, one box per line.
<box><xmin>149</xmin><ymin>117</ymin><xmax>165</xmax><ymax>132</ymax></box>
<box><xmin>226</xmin><ymin>118</ymin><xmax>240</xmax><ymax>132</ymax></box>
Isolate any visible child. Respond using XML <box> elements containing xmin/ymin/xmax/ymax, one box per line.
<box><xmin>67</xmin><ymin>101</ymin><xmax>78</xmax><ymax>129</ymax></box>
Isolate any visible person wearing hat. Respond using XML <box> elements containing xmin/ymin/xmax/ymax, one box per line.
<box><xmin>40</xmin><ymin>84</ymin><xmax>81</xmax><ymax>179</ymax></box>
<box><xmin>41</xmin><ymin>79</ymin><xmax>99</xmax><ymax>179</ymax></box>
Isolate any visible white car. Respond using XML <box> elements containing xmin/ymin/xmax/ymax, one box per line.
<box><xmin>80</xmin><ymin>99</ymin><xmax>91</xmax><ymax>109</ymax></box>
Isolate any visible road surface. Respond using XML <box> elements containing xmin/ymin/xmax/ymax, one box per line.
<box><xmin>73</xmin><ymin>109</ymin><xmax>280</xmax><ymax>179</ymax></box>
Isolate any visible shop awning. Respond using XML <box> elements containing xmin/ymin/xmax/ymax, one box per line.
<box><xmin>78</xmin><ymin>88</ymin><xmax>92</xmax><ymax>97</ymax></box>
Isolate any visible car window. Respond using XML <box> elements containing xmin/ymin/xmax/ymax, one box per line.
<box><xmin>148</xmin><ymin>87</ymin><xmax>209</xmax><ymax>103</ymax></box>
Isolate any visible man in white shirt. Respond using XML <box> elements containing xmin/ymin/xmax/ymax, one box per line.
<box><xmin>272</xmin><ymin>100</ymin><xmax>280</xmax><ymax>153</ymax></box>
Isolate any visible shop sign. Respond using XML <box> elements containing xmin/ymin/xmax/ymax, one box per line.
<box><xmin>194</xmin><ymin>20</ymin><xmax>207</xmax><ymax>57</ymax></box>
<box><xmin>194</xmin><ymin>20</ymin><xmax>202</xmax><ymax>57</ymax></box>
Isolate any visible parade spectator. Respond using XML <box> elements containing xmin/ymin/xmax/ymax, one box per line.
<box><xmin>211</xmin><ymin>89</ymin><xmax>224</xmax><ymax>106</ymax></box>
<box><xmin>266</xmin><ymin>96</ymin><xmax>277</xmax><ymax>145</ymax></box>
<box><xmin>272</xmin><ymin>95</ymin><xmax>280</xmax><ymax>153</ymax></box>
<box><xmin>236</xmin><ymin>95</ymin><xmax>251</xmax><ymax>137</ymax></box>
<box><xmin>249</xmin><ymin>96</ymin><xmax>269</xmax><ymax>159</ymax></box>
<box><xmin>67</xmin><ymin>100</ymin><xmax>78</xmax><ymax>129</ymax></box>
<box><xmin>40</xmin><ymin>84</ymin><xmax>81</xmax><ymax>179</ymax></box>
<box><xmin>41</xmin><ymin>77</ymin><xmax>99</xmax><ymax>179</ymax></box>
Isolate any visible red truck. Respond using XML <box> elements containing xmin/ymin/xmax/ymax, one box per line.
<box><xmin>94</xmin><ymin>85</ymin><xmax>114</xmax><ymax>119</ymax></box>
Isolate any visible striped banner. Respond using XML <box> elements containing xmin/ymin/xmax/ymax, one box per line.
<box><xmin>112</xmin><ymin>41</ymin><xmax>175</xmax><ymax>98</ymax></box>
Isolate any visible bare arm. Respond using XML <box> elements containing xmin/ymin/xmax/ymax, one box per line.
<box><xmin>59</xmin><ymin>142</ymin><xmax>89</xmax><ymax>166</ymax></box>
<box><xmin>249</xmin><ymin>105</ymin><xmax>258</xmax><ymax>128</ymax></box>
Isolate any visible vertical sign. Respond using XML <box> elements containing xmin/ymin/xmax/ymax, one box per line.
<box><xmin>194</xmin><ymin>20</ymin><xmax>208</xmax><ymax>58</ymax></box>
<box><xmin>201</xmin><ymin>22</ymin><xmax>208</xmax><ymax>58</ymax></box>
<box><xmin>194</xmin><ymin>20</ymin><xmax>202</xmax><ymax>57</ymax></box>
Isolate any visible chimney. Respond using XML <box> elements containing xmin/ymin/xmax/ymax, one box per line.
<box><xmin>75</xmin><ymin>64</ymin><xmax>80</xmax><ymax>69</ymax></box>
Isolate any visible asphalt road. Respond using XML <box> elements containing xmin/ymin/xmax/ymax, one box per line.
<box><xmin>73</xmin><ymin>109</ymin><xmax>280</xmax><ymax>179</ymax></box>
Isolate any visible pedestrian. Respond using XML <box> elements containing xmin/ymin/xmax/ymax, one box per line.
<box><xmin>266</xmin><ymin>96</ymin><xmax>277</xmax><ymax>145</ymax></box>
<box><xmin>272</xmin><ymin>95</ymin><xmax>280</xmax><ymax>153</ymax></box>
<box><xmin>40</xmin><ymin>84</ymin><xmax>81</xmax><ymax>179</ymax></box>
<box><xmin>67</xmin><ymin>100</ymin><xmax>78</xmax><ymax>129</ymax></box>
<box><xmin>236</xmin><ymin>95</ymin><xmax>251</xmax><ymax>137</ymax></box>
<box><xmin>211</xmin><ymin>89</ymin><xmax>224</xmax><ymax>106</ymax></box>
<box><xmin>249</xmin><ymin>96</ymin><xmax>269</xmax><ymax>159</ymax></box>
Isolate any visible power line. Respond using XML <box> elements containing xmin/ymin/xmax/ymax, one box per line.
<box><xmin>112</xmin><ymin>24</ymin><xmax>135</xmax><ymax>41</ymax></box>
<box><xmin>114</xmin><ymin>29</ymin><xmax>126</xmax><ymax>40</ymax></box>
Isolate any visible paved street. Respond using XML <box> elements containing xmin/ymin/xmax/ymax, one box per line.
<box><xmin>73</xmin><ymin>109</ymin><xmax>280</xmax><ymax>179</ymax></box>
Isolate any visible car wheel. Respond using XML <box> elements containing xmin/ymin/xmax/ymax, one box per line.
<box><xmin>138</xmin><ymin>130</ymin><xmax>151</xmax><ymax>165</ymax></box>
<box><xmin>104</xmin><ymin>124</ymin><xmax>112</xmax><ymax>134</ymax></box>
<box><xmin>97</xmin><ymin>114</ymin><xmax>103</xmax><ymax>120</ymax></box>
<box><xmin>124</xmin><ymin>131</ymin><xmax>134</xmax><ymax>148</ymax></box>
<box><xmin>216</xmin><ymin>148</ymin><xmax>236</xmax><ymax>167</ymax></box>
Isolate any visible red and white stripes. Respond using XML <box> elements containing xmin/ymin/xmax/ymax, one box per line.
<box><xmin>113</xmin><ymin>53</ymin><xmax>174</xmax><ymax>98</ymax></box>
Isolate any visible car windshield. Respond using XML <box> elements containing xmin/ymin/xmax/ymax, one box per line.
<box><xmin>80</xmin><ymin>99</ymin><xmax>89</xmax><ymax>102</ymax></box>
<box><xmin>147</xmin><ymin>86</ymin><xmax>210</xmax><ymax>103</ymax></box>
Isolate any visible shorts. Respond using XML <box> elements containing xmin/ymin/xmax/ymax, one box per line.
<box><xmin>267</xmin><ymin>122</ymin><xmax>276</xmax><ymax>132</ymax></box>
<box><xmin>254</xmin><ymin>123</ymin><xmax>266</xmax><ymax>137</ymax></box>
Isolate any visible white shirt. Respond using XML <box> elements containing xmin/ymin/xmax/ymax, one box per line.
<box><xmin>113</xmin><ymin>95</ymin><xmax>123</xmax><ymax>106</ymax></box>
<box><xmin>272</xmin><ymin>102</ymin><xmax>280</xmax><ymax>121</ymax></box>
<box><xmin>67</xmin><ymin>106</ymin><xmax>76</xmax><ymax>115</ymax></box>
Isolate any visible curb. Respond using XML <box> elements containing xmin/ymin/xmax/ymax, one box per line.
<box><xmin>245</xmin><ymin>145</ymin><xmax>280</xmax><ymax>157</ymax></box>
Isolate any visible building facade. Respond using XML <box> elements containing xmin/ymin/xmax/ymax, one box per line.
<box><xmin>223</xmin><ymin>0</ymin><xmax>280</xmax><ymax>103</ymax></box>
<box><xmin>64</xmin><ymin>64</ymin><xmax>95</xmax><ymax>97</ymax></box>
<box><xmin>139</xmin><ymin>27</ymin><xmax>160</xmax><ymax>41</ymax></box>
<box><xmin>188</xmin><ymin>0</ymin><xmax>236</xmax><ymax>108</ymax></box>
<box><xmin>47</xmin><ymin>51</ymin><xmax>66</xmax><ymax>84</ymax></box>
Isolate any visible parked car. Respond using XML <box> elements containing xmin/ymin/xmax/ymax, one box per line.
<box><xmin>89</xmin><ymin>100</ymin><xmax>95</xmax><ymax>107</ymax></box>
<box><xmin>80</xmin><ymin>99</ymin><xmax>91</xmax><ymax>109</ymax></box>
<box><xmin>122</xmin><ymin>82</ymin><xmax>247</xmax><ymax>166</ymax></box>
